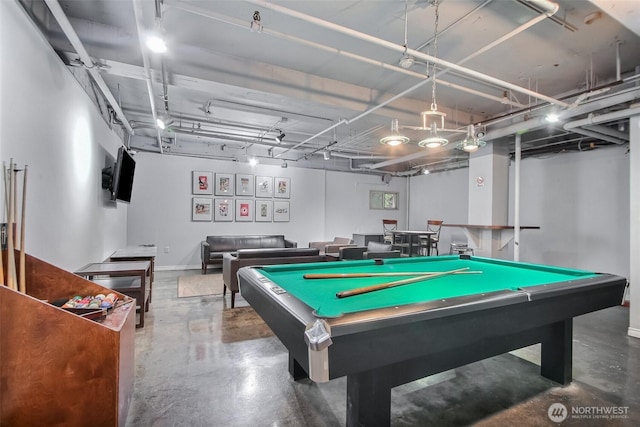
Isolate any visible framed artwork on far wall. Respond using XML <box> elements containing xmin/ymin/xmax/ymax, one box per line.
<box><xmin>192</xmin><ymin>171</ymin><xmax>213</xmax><ymax>195</ymax></box>
<box><xmin>274</xmin><ymin>177</ymin><xmax>291</xmax><ymax>199</ymax></box>
<box><xmin>273</xmin><ymin>201</ymin><xmax>290</xmax><ymax>222</ymax></box>
<box><xmin>255</xmin><ymin>200</ymin><xmax>273</xmax><ymax>222</ymax></box>
<box><xmin>235</xmin><ymin>199</ymin><xmax>254</xmax><ymax>222</ymax></box>
<box><xmin>255</xmin><ymin>175</ymin><xmax>273</xmax><ymax>198</ymax></box>
<box><xmin>215</xmin><ymin>173</ymin><xmax>234</xmax><ymax>196</ymax></box>
<box><xmin>235</xmin><ymin>174</ymin><xmax>254</xmax><ymax>196</ymax></box>
<box><xmin>214</xmin><ymin>198</ymin><xmax>234</xmax><ymax>222</ymax></box>
<box><xmin>192</xmin><ymin>197</ymin><xmax>212</xmax><ymax>221</ymax></box>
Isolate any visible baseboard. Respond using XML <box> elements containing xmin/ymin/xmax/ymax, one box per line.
<box><xmin>156</xmin><ymin>264</ymin><xmax>202</xmax><ymax>271</ymax></box>
<box><xmin>628</xmin><ymin>327</ymin><xmax>640</xmax><ymax>339</ymax></box>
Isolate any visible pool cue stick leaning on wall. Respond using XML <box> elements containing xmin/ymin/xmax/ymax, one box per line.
<box><xmin>18</xmin><ymin>165</ymin><xmax>27</xmax><ymax>293</ymax></box>
<box><xmin>6</xmin><ymin>160</ymin><xmax>16</xmax><ymax>291</ymax></box>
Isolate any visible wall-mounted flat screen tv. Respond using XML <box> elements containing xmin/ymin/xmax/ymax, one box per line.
<box><xmin>102</xmin><ymin>146</ymin><xmax>136</xmax><ymax>203</ymax></box>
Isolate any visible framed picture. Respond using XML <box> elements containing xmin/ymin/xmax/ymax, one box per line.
<box><xmin>273</xmin><ymin>201</ymin><xmax>290</xmax><ymax>222</ymax></box>
<box><xmin>255</xmin><ymin>200</ymin><xmax>273</xmax><ymax>222</ymax></box>
<box><xmin>192</xmin><ymin>171</ymin><xmax>213</xmax><ymax>195</ymax></box>
<box><xmin>235</xmin><ymin>174</ymin><xmax>254</xmax><ymax>196</ymax></box>
<box><xmin>214</xmin><ymin>198</ymin><xmax>233</xmax><ymax>222</ymax></box>
<box><xmin>274</xmin><ymin>177</ymin><xmax>291</xmax><ymax>199</ymax></box>
<box><xmin>192</xmin><ymin>197</ymin><xmax>212</xmax><ymax>221</ymax></box>
<box><xmin>255</xmin><ymin>175</ymin><xmax>273</xmax><ymax>198</ymax></box>
<box><xmin>235</xmin><ymin>199</ymin><xmax>254</xmax><ymax>222</ymax></box>
<box><xmin>215</xmin><ymin>173</ymin><xmax>234</xmax><ymax>196</ymax></box>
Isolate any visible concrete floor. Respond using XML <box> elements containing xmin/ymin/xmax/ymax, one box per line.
<box><xmin>126</xmin><ymin>269</ymin><xmax>639</xmax><ymax>427</ymax></box>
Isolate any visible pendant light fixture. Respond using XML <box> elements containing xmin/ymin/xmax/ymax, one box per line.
<box><xmin>379</xmin><ymin>119</ymin><xmax>410</xmax><ymax>146</ymax></box>
<box><xmin>418</xmin><ymin>0</ymin><xmax>448</xmax><ymax>149</ymax></box>
<box><xmin>456</xmin><ymin>124</ymin><xmax>486</xmax><ymax>152</ymax></box>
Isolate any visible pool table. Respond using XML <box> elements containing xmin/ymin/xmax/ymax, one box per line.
<box><xmin>237</xmin><ymin>256</ymin><xmax>626</xmax><ymax>426</ymax></box>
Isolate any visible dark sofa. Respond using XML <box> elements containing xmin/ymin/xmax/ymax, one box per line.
<box><xmin>339</xmin><ymin>241</ymin><xmax>401</xmax><ymax>260</ymax></box>
<box><xmin>222</xmin><ymin>247</ymin><xmax>324</xmax><ymax>307</ymax></box>
<box><xmin>201</xmin><ymin>235</ymin><xmax>297</xmax><ymax>274</ymax></box>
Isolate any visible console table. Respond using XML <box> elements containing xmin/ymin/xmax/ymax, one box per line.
<box><xmin>74</xmin><ymin>261</ymin><xmax>151</xmax><ymax>328</ymax></box>
<box><xmin>442</xmin><ymin>224</ymin><xmax>540</xmax><ymax>258</ymax></box>
<box><xmin>352</xmin><ymin>233</ymin><xmax>384</xmax><ymax>246</ymax></box>
<box><xmin>110</xmin><ymin>245</ymin><xmax>157</xmax><ymax>302</ymax></box>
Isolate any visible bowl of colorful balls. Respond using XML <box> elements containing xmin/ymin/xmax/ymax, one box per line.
<box><xmin>55</xmin><ymin>293</ymin><xmax>119</xmax><ymax>321</ymax></box>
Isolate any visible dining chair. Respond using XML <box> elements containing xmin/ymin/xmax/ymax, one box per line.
<box><xmin>382</xmin><ymin>219</ymin><xmax>398</xmax><ymax>245</ymax></box>
<box><xmin>419</xmin><ymin>220</ymin><xmax>443</xmax><ymax>255</ymax></box>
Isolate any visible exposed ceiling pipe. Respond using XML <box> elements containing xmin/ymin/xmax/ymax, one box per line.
<box><xmin>246</xmin><ymin>0</ymin><xmax>567</xmax><ymax>108</ymax></box>
<box><xmin>583</xmin><ymin>125</ymin><xmax>628</xmax><ymax>141</ymax></box>
<box><xmin>571</xmin><ymin>128</ymin><xmax>626</xmax><ymax>145</ymax></box>
<box><xmin>563</xmin><ymin>105</ymin><xmax>640</xmax><ymax>144</ymax></box>
<box><xmin>564</xmin><ymin>128</ymin><xmax>626</xmax><ymax>145</ymax></box>
<box><xmin>367</xmin><ymin>88</ymin><xmax>640</xmax><ymax>168</ymax></box>
<box><xmin>245</xmin><ymin>0</ymin><xmax>562</xmax><ymax>156</ymax></box>
<box><xmin>132</xmin><ymin>0</ymin><xmax>164</xmax><ymax>153</ymax></box>
<box><xmin>330</xmin><ymin>153</ymin><xmax>394</xmax><ymax>161</ymax></box>
<box><xmin>126</xmin><ymin>108</ymin><xmax>286</xmax><ymax>135</ymax></box>
<box><xmin>43</xmin><ymin>0</ymin><xmax>134</xmax><ymax>135</ymax></box>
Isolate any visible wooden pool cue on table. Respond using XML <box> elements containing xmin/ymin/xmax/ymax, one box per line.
<box><xmin>304</xmin><ymin>270</ymin><xmax>480</xmax><ymax>279</ymax></box>
<box><xmin>336</xmin><ymin>267</ymin><xmax>470</xmax><ymax>298</ymax></box>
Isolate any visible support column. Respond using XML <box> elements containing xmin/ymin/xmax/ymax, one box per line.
<box><xmin>629</xmin><ymin>114</ymin><xmax>640</xmax><ymax>338</ymax></box>
<box><xmin>467</xmin><ymin>143</ymin><xmax>510</xmax><ymax>258</ymax></box>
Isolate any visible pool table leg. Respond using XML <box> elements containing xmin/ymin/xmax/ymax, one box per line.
<box><xmin>346</xmin><ymin>369</ymin><xmax>392</xmax><ymax>427</ymax></box>
<box><xmin>288</xmin><ymin>354</ymin><xmax>308</xmax><ymax>381</ymax></box>
<box><xmin>540</xmin><ymin>319</ymin><xmax>573</xmax><ymax>385</ymax></box>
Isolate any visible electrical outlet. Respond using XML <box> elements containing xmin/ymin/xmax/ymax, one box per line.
<box><xmin>164</xmin><ymin>246</ymin><xmax>170</xmax><ymax>253</ymax></box>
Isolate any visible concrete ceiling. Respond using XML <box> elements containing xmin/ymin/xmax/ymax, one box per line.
<box><xmin>20</xmin><ymin>0</ymin><xmax>640</xmax><ymax>175</ymax></box>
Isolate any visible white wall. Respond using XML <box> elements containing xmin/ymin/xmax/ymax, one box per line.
<box><xmin>407</xmin><ymin>146</ymin><xmax>630</xmax><ymax>279</ymax></box>
<box><xmin>509</xmin><ymin>146</ymin><xmax>629</xmax><ymax>278</ymax></box>
<box><xmin>0</xmin><ymin>1</ymin><xmax>127</xmax><ymax>271</ymax></box>
<box><xmin>324</xmin><ymin>171</ymin><xmax>408</xmax><ymax>238</ymax></box>
<box><xmin>127</xmin><ymin>153</ymin><xmax>409</xmax><ymax>268</ymax></box>
<box><xmin>408</xmin><ymin>168</ymin><xmax>469</xmax><ymax>254</ymax></box>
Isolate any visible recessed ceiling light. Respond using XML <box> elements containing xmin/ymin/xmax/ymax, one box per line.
<box><xmin>146</xmin><ymin>36</ymin><xmax>167</xmax><ymax>53</ymax></box>
<box><xmin>545</xmin><ymin>112</ymin><xmax>560</xmax><ymax>123</ymax></box>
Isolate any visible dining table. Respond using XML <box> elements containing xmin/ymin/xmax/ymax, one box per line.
<box><xmin>391</xmin><ymin>230</ymin><xmax>437</xmax><ymax>256</ymax></box>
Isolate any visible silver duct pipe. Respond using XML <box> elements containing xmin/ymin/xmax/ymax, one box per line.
<box><xmin>43</xmin><ymin>0</ymin><xmax>134</xmax><ymax>134</ymax></box>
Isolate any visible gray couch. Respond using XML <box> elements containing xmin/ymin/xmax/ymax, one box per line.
<box><xmin>339</xmin><ymin>241</ymin><xmax>401</xmax><ymax>260</ymax></box>
<box><xmin>308</xmin><ymin>237</ymin><xmax>355</xmax><ymax>254</ymax></box>
<box><xmin>201</xmin><ymin>235</ymin><xmax>297</xmax><ymax>274</ymax></box>
<box><xmin>222</xmin><ymin>247</ymin><xmax>324</xmax><ymax>307</ymax></box>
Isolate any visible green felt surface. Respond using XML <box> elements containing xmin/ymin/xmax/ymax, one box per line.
<box><xmin>259</xmin><ymin>256</ymin><xmax>600</xmax><ymax>317</ymax></box>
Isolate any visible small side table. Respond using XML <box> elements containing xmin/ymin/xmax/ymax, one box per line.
<box><xmin>74</xmin><ymin>261</ymin><xmax>151</xmax><ymax>328</ymax></box>
<box><xmin>110</xmin><ymin>246</ymin><xmax>157</xmax><ymax>302</ymax></box>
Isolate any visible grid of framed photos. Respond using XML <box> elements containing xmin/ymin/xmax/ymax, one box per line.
<box><xmin>191</xmin><ymin>172</ymin><xmax>290</xmax><ymax>222</ymax></box>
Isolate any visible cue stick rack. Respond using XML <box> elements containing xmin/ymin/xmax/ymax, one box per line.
<box><xmin>0</xmin><ymin>251</ymin><xmax>136</xmax><ymax>426</ymax></box>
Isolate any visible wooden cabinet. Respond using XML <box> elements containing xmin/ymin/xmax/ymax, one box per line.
<box><xmin>0</xmin><ymin>252</ymin><xmax>135</xmax><ymax>426</ymax></box>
